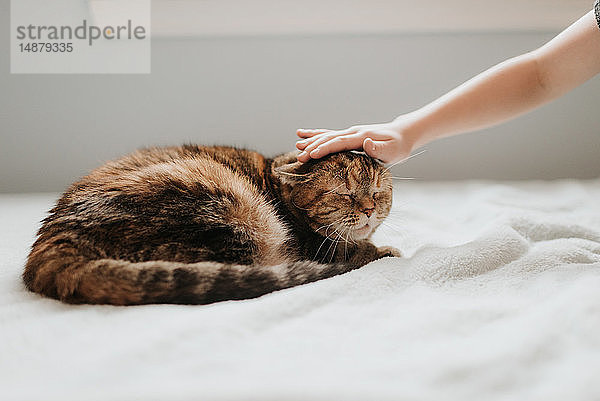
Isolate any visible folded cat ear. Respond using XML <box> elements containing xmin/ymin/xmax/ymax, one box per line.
<box><xmin>273</xmin><ymin>161</ymin><xmax>307</xmax><ymax>185</ymax></box>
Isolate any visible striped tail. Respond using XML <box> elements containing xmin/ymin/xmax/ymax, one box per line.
<box><xmin>24</xmin><ymin>254</ymin><xmax>357</xmax><ymax>305</ymax></box>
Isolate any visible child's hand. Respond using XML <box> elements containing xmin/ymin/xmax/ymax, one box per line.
<box><xmin>296</xmin><ymin>115</ymin><xmax>419</xmax><ymax>164</ymax></box>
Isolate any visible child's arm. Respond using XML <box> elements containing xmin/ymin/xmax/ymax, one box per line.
<box><xmin>297</xmin><ymin>9</ymin><xmax>600</xmax><ymax>163</ymax></box>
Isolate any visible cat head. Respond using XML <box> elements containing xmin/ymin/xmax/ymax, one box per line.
<box><xmin>273</xmin><ymin>151</ymin><xmax>393</xmax><ymax>241</ymax></box>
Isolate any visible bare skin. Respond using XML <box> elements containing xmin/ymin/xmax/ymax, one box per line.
<box><xmin>296</xmin><ymin>10</ymin><xmax>600</xmax><ymax>164</ymax></box>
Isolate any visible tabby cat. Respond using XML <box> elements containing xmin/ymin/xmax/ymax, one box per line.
<box><xmin>24</xmin><ymin>145</ymin><xmax>400</xmax><ymax>305</ymax></box>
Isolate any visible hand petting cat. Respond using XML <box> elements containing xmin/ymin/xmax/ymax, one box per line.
<box><xmin>296</xmin><ymin>114</ymin><xmax>417</xmax><ymax>164</ymax></box>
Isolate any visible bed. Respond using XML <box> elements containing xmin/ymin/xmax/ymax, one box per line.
<box><xmin>1</xmin><ymin>180</ymin><xmax>600</xmax><ymax>401</ymax></box>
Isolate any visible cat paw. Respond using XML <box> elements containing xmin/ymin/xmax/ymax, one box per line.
<box><xmin>377</xmin><ymin>246</ymin><xmax>402</xmax><ymax>258</ymax></box>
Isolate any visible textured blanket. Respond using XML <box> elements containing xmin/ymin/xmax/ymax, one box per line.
<box><xmin>1</xmin><ymin>180</ymin><xmax>599</xmax><ymax>401</ymax></box>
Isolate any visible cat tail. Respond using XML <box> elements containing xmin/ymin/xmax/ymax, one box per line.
<box><xmin>24</xmin><ymin>250</ymin><xmax>357</xmax><ymax>305</ymax></box>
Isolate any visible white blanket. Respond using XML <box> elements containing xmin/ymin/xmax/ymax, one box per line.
<box><xmin>1</xmin><ymin>180</ymin><xmax>600</xmax><ymax>401</ymax></box>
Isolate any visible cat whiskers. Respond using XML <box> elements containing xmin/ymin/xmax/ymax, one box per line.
<box><xmin>314</xmin><ymin>220</ymin><xmax>351</xmax><ymax>262</ymax></box>
<box><xmin>379</xmin><ymin>220</ymin><xmax>404</xmax><ymax>236</ymax></box>
<box><xmin>384</xmin><ymin>149</ymin><xmax>427</xmax><ymax>173</ymax></box>
<box><xmin>342</xmin><ymin>219</ymin><xmax>358</xmax><ymax>245</ymax></box>
<box><xmin>322</xmin><ymin>222</ymin><xmax>353</xmax><ymax>263</ymax></box>
<box><xmin>325</xmin><ymin>235</ymin><xmax>338</xmax><ymax>263</ymax></box>
<box><xmin>329</xmin><ymin>226</ymin><xmax>349</xmax><ymax>263</ymax></box>
<box><xmin>314</xmin><ymin>221</ymin><xmax>340</xmax><ymax>260</ymax></box>
<box><xmin>315</xmin><ymin>221</ymin><xmax>338</xmax><ymax>235</ymax></box>
<box><xmin>343</xmin><ymin>227</ymin><xmax>352</xmax><ymax>261</ymax></box>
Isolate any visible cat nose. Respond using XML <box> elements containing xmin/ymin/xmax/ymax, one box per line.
<box><xmin>361</xmin><ymin>207</ymin><xmax>375</xmax><ymax>217</ymax></box>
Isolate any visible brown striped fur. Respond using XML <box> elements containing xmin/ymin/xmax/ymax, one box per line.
<box><xmin>24</xmin><ymin>145</ymin><xmax>400</xmax><ymax>305</ymax></box>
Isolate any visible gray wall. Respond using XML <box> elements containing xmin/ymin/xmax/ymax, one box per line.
<box><xmin>1</xmin><ymin>1</ymin><xmax>599</xmax><ymax>192</ymax></box>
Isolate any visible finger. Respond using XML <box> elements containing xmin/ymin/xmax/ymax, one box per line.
<box><xmin>296</xmin><ymin>128</ymin><xmax>330</xmax><ymax>138</ymax></box>
<box><xmin>302</xmin><ymin>134</ymin><xmax>339</xmax><ymax>157</ymax></box>
<box><xmin>363</xmin><ymin>138</ymin><xmax>395</xmax><ymax>164</ymax></box>
<box><xmin>297</xmin><ymin>134</ymin><xmax>360</xmax><ymax>162</ymax></box>
<box><xmin>297</xmin><ymin>125</ymin><xmax>360</xmax><ymax>139</ymax></box>
<box><xmin>296</xmin><ymin>132</ymin><xmax>328</xmax><ymax>150</ymax></box>
<box><xmin>302</xmin><ymin>127</ymin><xmax>359</xmax><ymax>155</ymax></box>
<box><xmin>296</xmin><ymin>150</ymin><xmax>311</xmax><ymax>162</ymax></box>
<box><xmin>296</xmin><ymin>137</ymin><xmax>317</xmax><ymax>150</ymax></box>
<box><xmin>310</xmin><ymin>134</ymin><xmax>366</xmax><ymax>159</ymax></box>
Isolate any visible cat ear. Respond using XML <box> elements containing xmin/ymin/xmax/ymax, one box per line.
<box><xmin>272</xmin><ymin>151</ymin><xmax>311</xmax><ymax>185</ymax></box>
<box><xmin>273</xmin><ymin>161</ymin><xmax>307</xmax><ymax>185</ymax></box>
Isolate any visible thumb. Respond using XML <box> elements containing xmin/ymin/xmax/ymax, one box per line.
<box><xmin>363</xmin><ymin>138</ymin><xmax>391</xmax><ymax>162</ymax></box>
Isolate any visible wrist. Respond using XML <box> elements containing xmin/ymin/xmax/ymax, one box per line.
<box><xmin>391</xmin><ymin>111</ymin><xmax>427</xmax><ymax>151</ymax></box>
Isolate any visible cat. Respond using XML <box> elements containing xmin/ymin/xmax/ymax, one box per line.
<box><xmin>23</xmin><ymin>145</ymin><xmax>401</xmax><ymax>305</ymax></box>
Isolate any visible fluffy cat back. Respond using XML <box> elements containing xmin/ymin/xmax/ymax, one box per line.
<box><xmin>24</xmin><ymin>146</ymin><xmax>297</xmax><ymax>304</ymax></box>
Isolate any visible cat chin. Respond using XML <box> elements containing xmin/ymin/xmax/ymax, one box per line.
<box><xmin>351</xmin><ymin>223</ymin><xmax>373</xmax><ymax>240</ymax></box>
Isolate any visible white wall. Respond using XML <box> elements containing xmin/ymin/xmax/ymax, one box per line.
<box><xmin>1</xmin><ymin>1</ymin><xmax>599</xmax><ymax>192</ymax></box>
